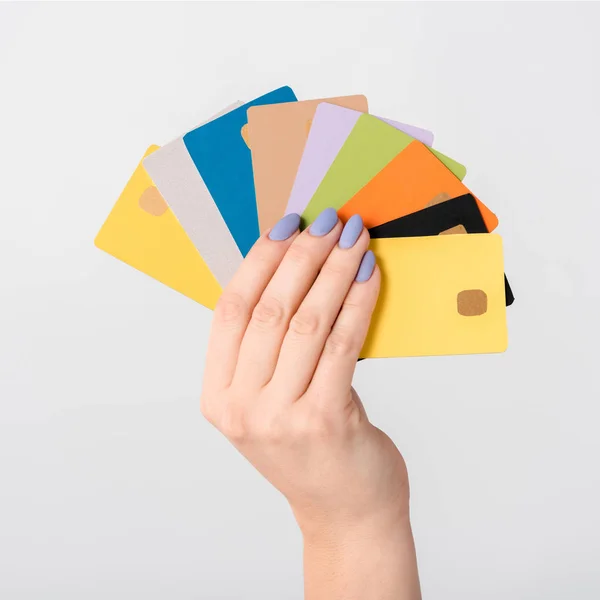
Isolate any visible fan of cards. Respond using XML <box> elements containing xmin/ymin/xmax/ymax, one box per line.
<box><xmin>96</xmin><ymin>86</ymin><xmax>513</xmax><ymax>358</ymax></box>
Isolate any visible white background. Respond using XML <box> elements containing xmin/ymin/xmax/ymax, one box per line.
<box><xmin>1</xmin><ymin>2</ymin><xmax>599</xmax><ymax>598</ymax></box>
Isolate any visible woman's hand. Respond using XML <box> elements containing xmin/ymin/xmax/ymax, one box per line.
<box><xmin>201</xmin><ymin>208</ymin><xmax>420</xmax><ymax>600</ymax></box>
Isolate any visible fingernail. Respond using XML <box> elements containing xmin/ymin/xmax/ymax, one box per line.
<box><xmin>309</xmin><ymin>207</ymin><xmax>338</xmax><ymax>237</ymax></box>
<box><xmin>355</xmin><ymin>250</ymin><xmax>375</xmax><ymax>282</ymax></box>
<box><xmin>269</xmin><ymin>213</ymin><xmax>301</xmax><ymax>241</ymax></box>
<box><xmin>339</xmin><ymin>214</ymin><xmax>363</xmax><ymax>249</ymax></box>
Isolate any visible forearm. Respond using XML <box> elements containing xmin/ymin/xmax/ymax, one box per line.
<box><xmin>303</xmin><ymin>516</ymin><xmax>421</xmax><ymax>600</ymax></box>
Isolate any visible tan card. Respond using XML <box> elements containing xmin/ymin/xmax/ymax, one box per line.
<box><xmin>247</xmin><ymin>95</ymin><xmax>368</xmax><ymax>233</ymax></box>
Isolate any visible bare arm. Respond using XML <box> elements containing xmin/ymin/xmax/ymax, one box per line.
<box><xmin>304</xmin><ymin>516</ymin><xmax>420</xmax><ymax>600</ymax></box>
<box><xmin>201</xmin><ymin>209</ymin><xmax>421</xmax><ymax>599</ymax></box>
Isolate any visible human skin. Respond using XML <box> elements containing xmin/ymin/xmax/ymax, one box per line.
<box><xmin>201</xmin><ymin>208</ymin><xmax>421</xmax><ymax>600</ymax></box>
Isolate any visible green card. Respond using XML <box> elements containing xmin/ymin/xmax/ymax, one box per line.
<box><xmin>301</xmin><ymin>114</ymin><xmax>467</xmax><ymax>226</ymax></box>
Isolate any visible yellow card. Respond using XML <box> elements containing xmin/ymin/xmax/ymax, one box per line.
<box><xmin>95</xmin><ymin>147</ymin><xmax>222</xmax><ymax>309</ymax></box>
<box><xmin>361</xmin><ymin>234</ymin><xmax>508</xmax><ymax>358</ymax></box>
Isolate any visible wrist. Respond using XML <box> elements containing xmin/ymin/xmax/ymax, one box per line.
<box><xmin>301</xmin><ymin>513</ymin><xmax>421</xmax><ymax>600</ymax></box>
<box><xmin>296</xmin><ymin>505</ymin><xmax>413</xmax><ymax>550</ymax></box>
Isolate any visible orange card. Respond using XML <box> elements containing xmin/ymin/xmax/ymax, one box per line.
<box><xmin>338</xmin><ymin>140</ymin><xmax>498</xmax><ymax>231</ymax></box>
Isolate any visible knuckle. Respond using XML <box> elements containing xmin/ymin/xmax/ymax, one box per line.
<box><xmin>220</xmin><ymin>403</ymin><xmax>248</xmax><ymax>442</ymax></box>
<box><xmin>285</xmin><ymin>243</ymin><xmax>313</xmax><ymax>268</ymax></box>
<box><xmin>251</xmin><ymin>244</ymin><xmax>276</xmax><ymax>269</ymax></box>
<box><xmin>252</xmin><ymin>296</ymin><xmax>286</xmax><ymax>330</ymax></box>
<box><xmin>289</xmin><ymin>309</ymin><xmax>321</xmax><ymax>337</ymax></box>
<box><xmin>324</xmin><ymin>327</ymin><xmax>357</xmax><ymax>357</ymax></box>
<box><xmin>214</xmin><ymin>292</ymin><xmax>247</xmax><ymax>326</ymax></box>
<box><xmin>293</xmin><ymin>407</ymin><xmax>336</xmax><ymax>439</ymax></box>
<box><xmin>256</xmin><ymin>414</ymin><xmax>286</xmax><ymax>443</ymax></box>
<box><xmin>200</xmin><ymin>394</ymin><xmax>216</xmax><ymax>424</ymax></box>
<box><xmin>340</xmin><ymin>296</ymin><xmax>363</xmax><ymax>311</ymax></box>
<box><xmin>320</xmin><ymin>259</ymin><xmax>346</xmax><ymax>278</ymax></box>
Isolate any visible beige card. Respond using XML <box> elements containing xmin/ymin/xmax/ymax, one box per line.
<box><xmin>247</xmin><ymin>95</ymin><xmax>368</xmax><ymax>233</ymax></box>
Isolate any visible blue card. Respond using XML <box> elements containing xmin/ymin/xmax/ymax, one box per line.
<box><xmin>183</xmin><ymin>86</ymin><xmax>297</xmax><ymax>257</ymax></box>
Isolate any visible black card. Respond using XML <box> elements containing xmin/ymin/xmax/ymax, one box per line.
<box><xmin>369</xmin><ymin>194</ymin><xmax>515</xmax><ymax>306</ymax></box>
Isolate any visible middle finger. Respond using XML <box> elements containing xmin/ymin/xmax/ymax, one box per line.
<box><xmin>232</xmin><ymin>208</ymin><xmax>342</xmax><ymax>391</ymax></box>
<box><xmin>271</xmin><ymin>215</ymin><xmax>371</xmax><ymax>400</ymax></box>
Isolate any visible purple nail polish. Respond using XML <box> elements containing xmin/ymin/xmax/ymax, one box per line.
<box><xmin>269</xmin><ymin>213</ymin><xmax>301</xmax><ymax>241</ymax></box>
<box><xmin>339</xmin><ymin>214</ymin><xmax>364</xmax><ymax>249</ymax></box>
<box><xmin>355</xmin><ymin>250</ymin><xmax>375</xmax><ymax>282</ymax></box>
<box><xmin>309</xmin><ymin>207</ymin><xmax>338</xmax><ymax>237</ymax></box>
